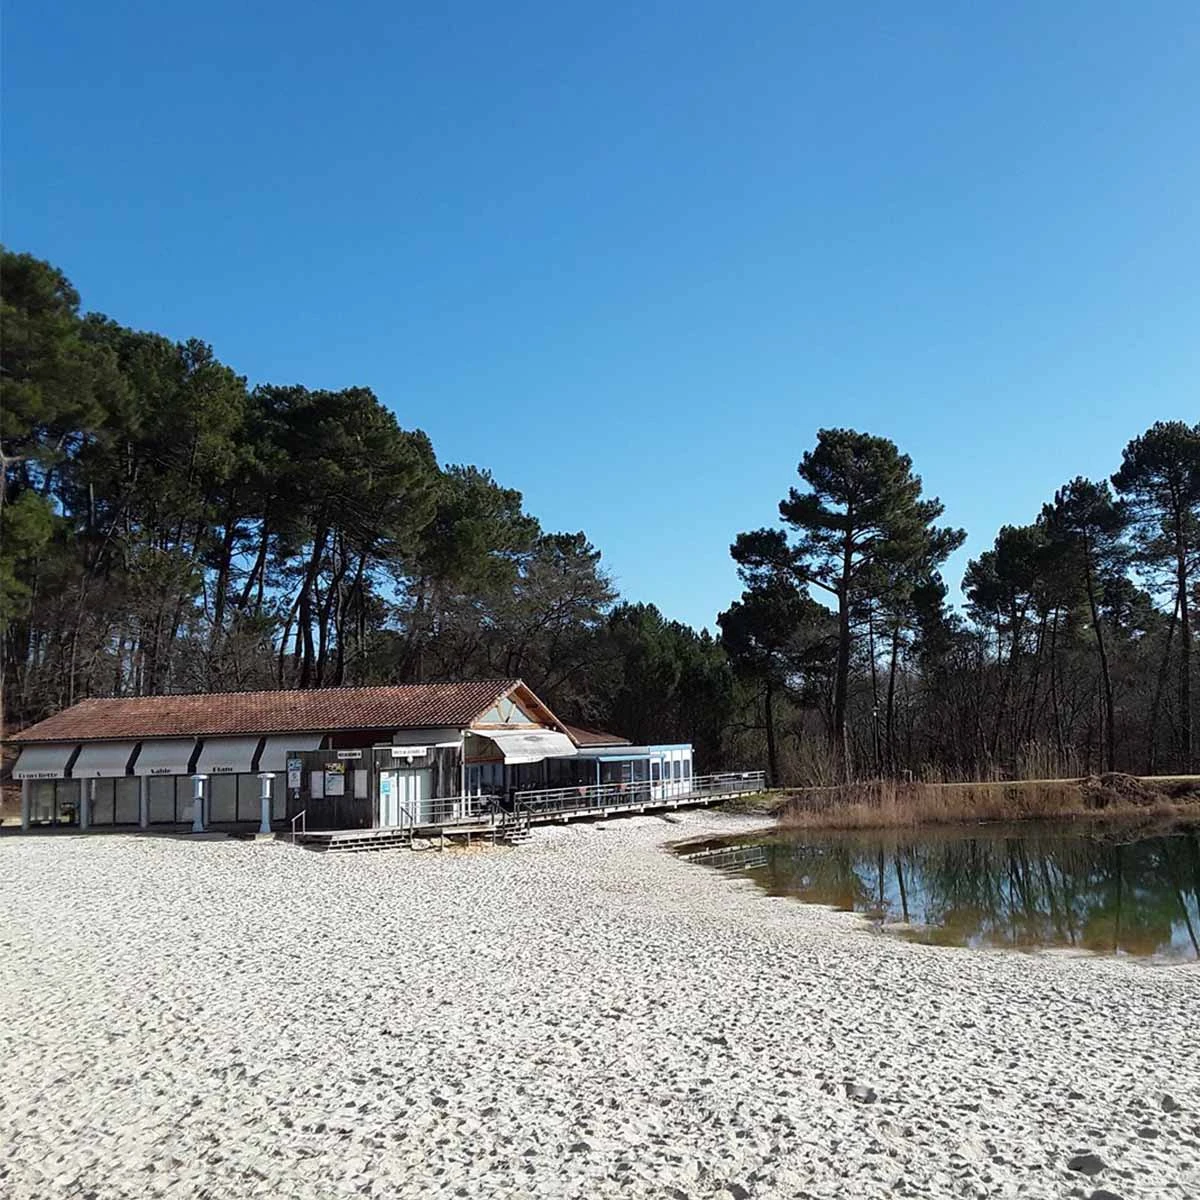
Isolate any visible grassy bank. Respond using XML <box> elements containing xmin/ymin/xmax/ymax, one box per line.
<box><xmin>729</xmin><ymin>774</ymin><xmax>1200</xmax><ymax>832</ymax></box>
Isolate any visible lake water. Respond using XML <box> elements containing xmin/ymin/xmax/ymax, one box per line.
<box><xmin>681</xmin><ymin>823</ymin><xmax>1200</xmax><ymax>962</ymax></box>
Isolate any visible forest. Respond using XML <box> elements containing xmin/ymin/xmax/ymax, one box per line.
<box><xmin>2</xmin><ymin>247</ymin><xmax>1198</xmax><ymax>783</ymax></box>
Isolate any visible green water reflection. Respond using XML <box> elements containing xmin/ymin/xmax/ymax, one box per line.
<box><xmin>689</xmin><ymin>824</ymin><xmax>1200</xmax><ymax>961</ymax></box>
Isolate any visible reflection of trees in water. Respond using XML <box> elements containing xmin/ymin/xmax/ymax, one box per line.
<box><xmin>759</xmin><ymin>826</ymin><xmax>1200</xmax><ymax>958</ymax></box>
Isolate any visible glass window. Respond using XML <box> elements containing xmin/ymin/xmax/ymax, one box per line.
<box><xmin>114</xmin><ymin>778</ymin><xmax>139</xmax><ymax>823</ymax></box>
<box><xmin>651</xmin><ymin>761</ymin><xmax>661</xmax><ymax>783</ymax></box>
<box><xmin>673</xmin><ymin>761</ymin><xmax>682</xmax><ymax>781</ymax></box>
<box><xmin>29</xmin><ymin>780</ymin><xmax>57</xmax><ymax>823</ymax></box>
<box><xmin>683</xmin><ymin>760</ymin><xmax>692</xmax><ymax>780</ymax></box>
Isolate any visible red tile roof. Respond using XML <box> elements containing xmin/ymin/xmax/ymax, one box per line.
<box><xmin>12</xmin><ymin>681</ymin><xmax>525</xmax><ymax>743</ymax></box>
<box><xmin>564</xmin><ymin>723</ymin><xmax>631</xmax><ymax>748</ymax></box>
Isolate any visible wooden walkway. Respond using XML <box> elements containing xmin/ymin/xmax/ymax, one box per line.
<box><xmin>289</xmin><ymin>772</ymin><xmax>766</xmax><ymax>852</ymax></box>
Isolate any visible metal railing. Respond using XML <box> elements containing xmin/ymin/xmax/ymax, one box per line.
<box><xmin>290</xmin><ymin>809</ymin><xmax>307</xmax><ymax>842</ymax></box>
<box><xmin>513</xmin><ymin>771</ymin><xmax>766</xmax><ymax>820</ymax></box>
<box><xmin>385</xmin><ymin>793</ymin><xmax>502</xmax><ymax>830</ymax></box>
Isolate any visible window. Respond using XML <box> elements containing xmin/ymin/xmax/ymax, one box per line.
<box><xmin>683</xmin><ymin>760</ymin><xmax>692</xmax><ymax>780</ymax></box>
<box><xmin>651</xmin><ymin>761</ymin><xmax>661</xmax><ymax>783</ymax></box>
<box><xmin>673</xmin><ymin>761</ymin><xmax>682</xmax><ymax>781</ymax></box>
<box><xmin>29</xmin><ymin>780</ymin><xmax>58</xmax><ymax>823</ymax></box>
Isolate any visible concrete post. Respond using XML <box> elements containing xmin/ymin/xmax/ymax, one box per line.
<box><xmin>79</xmin><ymin>778</ymin><xmax>91</xmax><ymax>830</ymax></box>
<box><xmin>138</xmin><ymin>777</ymin><xmax>149</xmax><ymax>830</ymax></box>
<box><xmin>191</xmin><ymin>775</ymin><xmax>207</xmax><ymax>833</ymax></box>
<box><xmin>257</xmin><ymin>772</ymin><xmax>275</xmax><ymax>835</ymax></box>
<box><xmin>20</xmin><ymin>779</ymin><xmax>32</xmax><ymax>831</ymax></box>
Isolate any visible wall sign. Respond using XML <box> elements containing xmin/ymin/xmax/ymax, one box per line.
<box><xmin>287</xmin><ymin>758</ymin><xmax>302</xmax><ymax>790</ymax></box>
<box><xmin>325</xmin><ymin>761</ymin><xmax>346</xmax><ymax>796</ymax></box>
<box><xmin>391</xmin><ymin>746</ymin><xmax>427</xmax><ymax>758</ymax></box>
<box><xmin>336</xmin><ymin>749</ymin><xmax>363</xmax><ymax>760</ymax></box>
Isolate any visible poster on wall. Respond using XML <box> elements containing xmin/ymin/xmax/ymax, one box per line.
<box><xmin>287</xmin><ymin>758</ymin><xmax>302</xmax><ymax>791</ymax></box>
<box><xmin>324</xmin><ymin>761</ymin><xmax>346</xmax><ymax>796</ymax></box>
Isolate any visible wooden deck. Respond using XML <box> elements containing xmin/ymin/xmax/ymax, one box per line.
<box><xmin>287</xmin><ymin>772</ymin><xmax>766</xmax><ymax>852</ymax></box>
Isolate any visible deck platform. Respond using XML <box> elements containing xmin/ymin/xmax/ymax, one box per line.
<box><xmin>287</xmin><ymin>772</ymin><xmax>766</xmax><ymax>852</ymax></box>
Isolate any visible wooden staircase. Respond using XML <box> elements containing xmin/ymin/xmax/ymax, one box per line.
<box><xmin>291</xmin><ymin>828</ymin><xmax>415</xmax><ymax>853</ymax></box>
<box><xmin>289</xmin><ymin>813</ymin><xmax>530</xmax><ymax>853</ymax></box>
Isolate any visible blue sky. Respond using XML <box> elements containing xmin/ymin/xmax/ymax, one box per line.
<box><xmin>5</xmin><ymin>3</ymin><xmax>1198</xmax><ymax>630</ymax></box>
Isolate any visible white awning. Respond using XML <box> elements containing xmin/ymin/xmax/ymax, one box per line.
<box><xmin>133</xmin><ymin>738</ymin><xmax>197</xmax><ymax>777</ymax></box>
<box><xmin>479</xmin><ymin>729</ymin><xmax>577</xmax><ymax>764</ymax></box>
<box><xmin>72</xmin><ymin>742</ymin><xmax>136</xmax><ymax>778</ymax></box>
<box><xmin>195</xmin><ymin>736</ymin><xmax>262</xmax><ymax>775</ymax></box>
<box><xmin>257</xmin><ymin>733</ymin><xmax>325</xmax><ymax>773</ymax></box>
<box><xmin>13</xmin><ymin>743</ymin><xmax>78</xmax><ymax>780</ymax></box>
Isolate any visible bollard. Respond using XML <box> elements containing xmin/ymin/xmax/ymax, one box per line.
<box><xmin>191</xmin><ymin>774</ymin><xmax>208</xmax><ymax>833</ymax></box>
<box><xmin>258</xmin><ymin>772</ymin><xmax>275</xmax><ymax>835</ymax></box>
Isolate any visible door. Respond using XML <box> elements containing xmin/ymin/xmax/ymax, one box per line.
<box><xmin>379</xmin><ymin>770</ymin><xmax>400</xmax><ymax>827</ymax></box>
<box><xmin>385</xmin><ymin>768</ymin><xmax>433</xmax><ymax>826</ymax></box>
<box><xmin>650</xmin><ymin>757</ymin><xmax>664</xmax><ymax>802</ymax></box>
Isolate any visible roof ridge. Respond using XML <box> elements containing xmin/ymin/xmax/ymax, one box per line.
<box><xmin>64</xmin><ymin>679</ymin><xmax>522</xmax><ymax>704</ymax></box>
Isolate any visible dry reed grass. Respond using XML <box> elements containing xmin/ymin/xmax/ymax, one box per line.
<box><xmin>776</xmin><ymin>775</ymin><xmax>1199</xmax><ymax>831</ymax></box>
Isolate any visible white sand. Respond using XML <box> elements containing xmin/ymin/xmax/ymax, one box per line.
<box><xmin>1</xmin><ymin>812</ymin><xmax>1197</xmax><ymax>1199</ymax></box>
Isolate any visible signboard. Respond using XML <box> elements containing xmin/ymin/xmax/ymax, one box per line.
<box><xmin>391</xmin><ymin>745</ymin><xmax>427</xmax><ymax>758</ymax></box>
<box><xmin>209</xmin><ymin>764</ymin><xmax>237</xmax><ymax>774</ymax></box>
<box><xmin>20</xmin><ymin>771</ymin><xmax>63</xmax><ymax>780</ymax></box>
<box><xmin>336</xmin><ymin>749</ymin><xmax>363</xmax><ymax>760</ymax></box>
<box><xmin>287</xmin><ymin>758</ymin><xmax>303</xmax><ymax>791</ymax></box>
<box><xmin>324</xmin><ymin>761</ymin><xmax>346</xmax><ymax>796</ymax></box>
<box><xmin>147</xmin><ymin>766</ymin><xmax>176</xmax><ymax>776</ymax></box>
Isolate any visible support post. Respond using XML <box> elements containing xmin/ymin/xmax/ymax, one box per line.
<box><xmin>20</xmin><ymin>779</ymin><xmax>32</xmax><ymax>831</ymax></box>
<box><xmin>138</xmin><ymin>777</ymin><xmax>149</xmax><ymax>829</ymax></box>
<box><xmin>257</xmin><ymin>772</ymin><xmax>275</xmax><ymax>835</ymax></box>
<box><xmin>79</xmin><ymin>778</ymin><xmax>91</xmax><ymax>830</ymax></box>
<box><xmin>191</xmin><ymin>774</ymin><xmax>208</xmax><ymax>833</ymax></box>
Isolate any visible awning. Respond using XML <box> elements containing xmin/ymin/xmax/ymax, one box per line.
<box><xmin>13</xmin><ymin>743</ymin><xmax>78</xmax><ymax>780</ymax></box>
<box><xmin>133</xmin><ymin>738</ymin><xmax>197</xmax><ymax>777</ymax></box>
<box><xmin>257</xmin><ymin>733</ymin><xmax>325</xmax><ymax>773</ymax></box>
<box><xmin>72</xmin><ymin>741</ymin><xmax>136</xmax><ymax>778</ymax></box>
<box><xmin>195</xmin><ymin>736</ymin><xmax>262</xmax><ymax>775</ymax></box>
<box><xmin>478</xmin><ymin>729</ymin><xmax>577</xmax><ymax>764</ymax></box>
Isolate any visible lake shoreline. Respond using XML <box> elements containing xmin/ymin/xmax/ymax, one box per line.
<box><xmin>723</xmin><ymin>772</ymin><xmax>1200</xmax><ymax>835</ymax></box>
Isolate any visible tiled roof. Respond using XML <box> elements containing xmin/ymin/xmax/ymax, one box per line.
<box><xmin>564</xmin><ymin>723</ymin><xmax>631</xmax><ymax>748</ymax></box>
<box><xmin>11</xmin><ymin>681</ymin><xmax>523</xmax><ymax>743</ymax></box>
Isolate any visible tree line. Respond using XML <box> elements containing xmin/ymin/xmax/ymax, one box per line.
<box><xmin>2</xmin><ymin>247</ymin><xmax>1197</xmax><ymax>782</ymax></box>
<box><xmin>724</xmin><ymin>424</ymin><xmax>1200</xmax><ymax>782</ymax></box>
<box><xmin>0</xmin><ymin>249</ymin><xmax>731</xmax><ymax>763</ymax></box>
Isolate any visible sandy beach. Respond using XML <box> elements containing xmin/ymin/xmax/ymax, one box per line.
<box><xmin>1</xmin><ymin>812</ymin><xmax>1197</xmax><ymax>1199</ymax></box>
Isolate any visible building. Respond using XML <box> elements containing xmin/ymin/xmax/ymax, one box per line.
<box><xmin>9</xmin><ymin>680</ymin><xmax>715</xmax><ymax>834</ymax></box>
